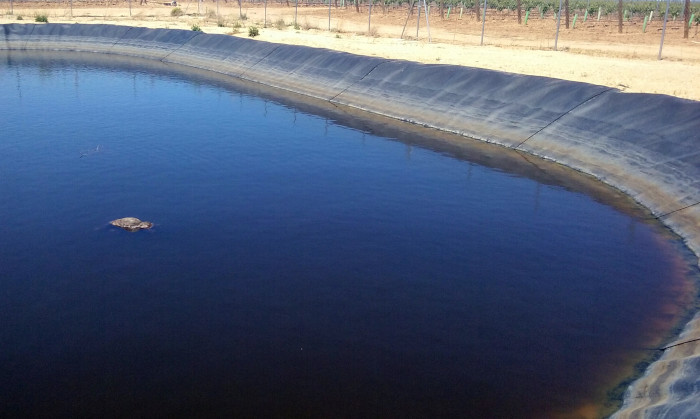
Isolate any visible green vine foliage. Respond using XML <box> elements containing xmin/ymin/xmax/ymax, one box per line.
<box><xmin>430</xmin><ymin>0</ymin><xmax>697</xmax><ymax>18</ymax></box>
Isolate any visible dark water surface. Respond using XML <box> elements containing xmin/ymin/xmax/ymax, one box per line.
<box><xmin>0</xmin><ymin>51</ymin><xmax>697</xmax><ymax>418</ymax></box>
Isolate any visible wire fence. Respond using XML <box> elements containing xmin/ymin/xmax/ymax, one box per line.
<box><xmin>2</xmin><ymin>0</ymin><xmax>699</xmax><ymax>59</ymax></box>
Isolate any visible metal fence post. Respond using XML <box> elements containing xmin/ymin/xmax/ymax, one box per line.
<box><xmin>554</xmin><ymin>0</ymin><xmax>563</xmax><ymax>50</ymax></box>
<box><xmin>480</xmin><ymin>0</ymin><xmax>487</xmax><ymax>45</ymax></box>
<box><xmin>658</xmin><ymin>0</ymin><xmax>671</xmax><ymax>59</ymax></box>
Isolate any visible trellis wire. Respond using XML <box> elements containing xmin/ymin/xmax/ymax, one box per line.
<box><xmin>4</xmin><ymin>0</ymin><xmax>697</xmax><ymax>52</ymax></box>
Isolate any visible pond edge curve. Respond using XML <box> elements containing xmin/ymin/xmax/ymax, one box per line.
<box><xmin>2</xmin><ymin>23</ymin><xmax>700</xmax><ymax>417</ymax></box>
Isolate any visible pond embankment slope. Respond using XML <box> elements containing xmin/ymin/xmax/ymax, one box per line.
<box><xmin>2</xmin><ymin>23</ymin><xmax>700</xmax><ymax>417</ymax></box>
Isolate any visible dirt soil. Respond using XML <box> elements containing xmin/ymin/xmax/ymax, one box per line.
<box><xmin>2</xmin><ymin>2</ymin><xmax>700</xmax><ymax>99</ymax></box>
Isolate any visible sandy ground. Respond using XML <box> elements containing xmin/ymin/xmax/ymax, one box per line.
<box><xmin>2</xmin><ymin>1</ymin><xmax>700</xmax><ymax>100</ymax></box>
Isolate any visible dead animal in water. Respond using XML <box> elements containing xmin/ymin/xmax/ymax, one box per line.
<box><xmin>110</xmin><ymin>217</ymin><xmax>153</xmax><ymax>232</ymax></box>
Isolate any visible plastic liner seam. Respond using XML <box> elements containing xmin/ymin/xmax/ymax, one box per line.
<box><xmin>23</xmin><ymin>23</ymin><xmax>37</xmax><ymax>49</ymax></box>
<box><xmin>111</xmin><ymin>25</ymin><xmax>136</xmax><ymax>50</ymax></box>
<box><xmin>161</xmin><ymin>31</ymin><xmax>202</xmax><ymax>62</ymax></box>
<box><xmin>328</xmin><ymin>59</ymin><xmax>395</xmax><ymax>103</ymax></box>
<box><xmin>238</xmin><ymin>44</ymin><xmax>284</xmax><ymax>78</ymax></box>
<box><xmin>654</xmin><ymin>201</ymin><xmax>700</xmax><ymax>220</ymax></box>
<box><xmin>660</xmin><ymin>337</ymin><xmax>700</xmax><ymax>351</ymax></box>
<box><xmin>514</xmin><ymin>87</ymin><xmax>615</xmax><ymax>149</ymax></box>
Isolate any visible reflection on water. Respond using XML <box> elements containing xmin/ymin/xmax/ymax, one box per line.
<box><xmin>0</xmin><ymin>51</ymin><xmax>696</xmax><ymax>418</ymax></box>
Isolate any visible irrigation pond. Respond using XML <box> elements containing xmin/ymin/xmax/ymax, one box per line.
<box><xmin>0</xmin><ymin>51</ymin><xmax>697</xmax><ymax>418</ymax></box>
